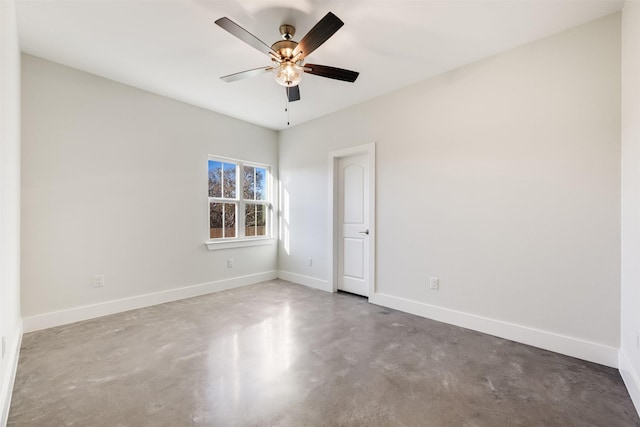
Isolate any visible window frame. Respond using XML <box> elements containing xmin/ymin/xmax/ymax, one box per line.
<box><xmin>206</xmin><ymin>155</ymin><xmax>274</xmax><ymax>250</ymax></box>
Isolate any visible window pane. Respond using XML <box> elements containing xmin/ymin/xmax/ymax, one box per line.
<box><xmin>242</xmin><ymin>166</ymin><xmax>267</xmax><ymax>201</ymax></box>
<box><xmin>210</xmin><ymin>202</ymin><xmax>223</xmax><ymax>238</ymax></box>
<box><xmin>208</xmin><ymin>161</ymin><xmax>222</xmax><ymax>198</ymax></box>
<box><xmin>243</xmin><ymin>166</ymin><xmax>255</xmax><ymax>200</ymax></box>
<box><xmin>245</xmin><ymin>204</ymin><xmax>256</xmax><ymax>237</ymax></box>
<box><xmin>256</xmin><ymin>204</ymin><xmax>266</xmax><ymax>236</ymax></box>
<box><xmin>224</xmin><ymin>203</ymin><xmax>236</xmax><ymax>238</ymax></box>
<box><xmin>245</xmin><ymin>203</ymin><xmax>266</xmax><ymax>236</ymax></box>
<box><xmin>210</xmin><ymin>202</ymin><xmax>236</xmax><ymax>239</ymax></box>
<box><xmin>255</xmin><ymin>168</ymin><xmax>267</xmax><ymax>201</ymax></box>
<box><xmin>223</xmin><ymin>163</ymin><xmax>237</xmax><ymax>198</ymax></box>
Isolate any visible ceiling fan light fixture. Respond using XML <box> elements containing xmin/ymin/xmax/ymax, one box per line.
<box><xmin>273</xmin><ymin>62</ymin><xmax>303</xmax><ymax>87</ymax></box>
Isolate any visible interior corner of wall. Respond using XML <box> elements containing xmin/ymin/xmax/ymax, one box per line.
<box><xmin>619</xmin><ymin>348</ymin><xmax>640</xmax><ymax>417</ymax></box>
<box><xmin>0</xmin><ymin>320</ymin><xmax>23</xmax><ymax>426</ymax></box>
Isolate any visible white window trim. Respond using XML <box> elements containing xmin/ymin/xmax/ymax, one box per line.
<box><xmin>205</xmin><ymin>155</ymin><xmax>273</xmax><ymax>250</ymax></box>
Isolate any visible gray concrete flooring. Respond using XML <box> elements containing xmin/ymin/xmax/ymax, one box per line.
<box><xmin>8</xmin><ymin>280</ymin><xmax>640</xmax><ymax>426</ymax></box>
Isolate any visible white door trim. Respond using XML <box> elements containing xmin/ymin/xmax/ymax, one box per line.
<box><xmin>328</xmin><ymin>143</ymin><xmax>376</xmax><ymax>298</ymax></box>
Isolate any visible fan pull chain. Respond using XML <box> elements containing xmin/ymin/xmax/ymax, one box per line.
<box><xmin>286</xmin><ymin>99</ymin><xmax>290</xmax><ymax>126</ymax></box>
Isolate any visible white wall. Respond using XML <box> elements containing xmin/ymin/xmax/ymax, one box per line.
<box><xmin>279</xmin><ymin>14</ymin><xmax>621</xmax><ymax>366</ymax></box>
<box><xmin>620</xmin><ymin>0</ymin><xmax>640</xmax><ymax>414</ymax></box>
<box><xmin>20</xmin><ymin>54</ymin><xmax>278</xmax><ymax>329</ymax></box>
<box><xmin>0</xmin><ymin>0</ymin><xmax>23</xmax><ymax>423</ymax></box>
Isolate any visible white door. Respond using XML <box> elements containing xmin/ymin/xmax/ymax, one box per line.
<box><xmin>337</xmin><ymin>154</ymin><xmax>370</xmax><ymax>296</ymax></box>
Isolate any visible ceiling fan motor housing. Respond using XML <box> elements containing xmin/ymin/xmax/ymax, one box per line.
<box><xmin>271</xmin><ymin>39</ymin><xmax>298</xmax><ymax>61</ymax></box>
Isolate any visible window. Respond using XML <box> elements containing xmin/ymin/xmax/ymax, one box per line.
<box><xmin>208</xmin><ymin>157</ymin><xmax>271</xmax><ymax>244</ymax></box>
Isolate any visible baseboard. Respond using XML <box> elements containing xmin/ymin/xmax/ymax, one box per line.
<box><xmin>1</xmin><ymin>321</ymin><xmax>23</xmax><ymax>426</ymax></box>
<box><xmin>619</xmin><ymin>349</ymin><xmax>640</xmax><ymax>416</ymax></box>
<box><xmin>23</xmin><ymin>271</ymin><xmax>278</xmax><ymax>333</ymax></box>
<box><xmin>278</xmin><ymin>271</ymin><xmax>332</xmax><ymax>292</ymax></box>
<box><xmin>370</xmin><ymin>292</ymin><xmax>618</xmax><ymax>368</ymax></box>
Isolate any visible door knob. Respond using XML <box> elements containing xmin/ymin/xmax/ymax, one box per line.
<box><xmin>359</xmin><ymin>230</ymin><xmax>369</xmax><ymax>235</ymax></box>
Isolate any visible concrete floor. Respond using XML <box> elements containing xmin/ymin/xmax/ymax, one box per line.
<box><xmin>8</xmin><ymin>280</ymin><xmax>640</xmax><ymax>426</ymax></box>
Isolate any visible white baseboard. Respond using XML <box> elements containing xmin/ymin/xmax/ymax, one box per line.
<box><xmin>370</xmin><ymin>292</ymin><xmax>618</xmax><ymax>368</ymax></box>
<box><xmin>23</xmin><ymin>271</ymin><xmax>278</xmax><ymax>333</ymax></box>
<box><xmin>1</xmin><ymin>321</ymin><xmax>23</xmax><ymax>427</ymax></box>
<box><xmin>619</xmin><ymin>349</ymin><xmax>640</xmax><ymax>416</ymax></box>
<box><xmin>278</xmin><ymin>271</ymin><xmax>332</xmax><ymax>292</ymax></box>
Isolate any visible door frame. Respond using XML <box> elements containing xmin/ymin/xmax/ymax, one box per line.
<box><xmin>328</xmin><ymin>143</ymin><xmax>376</xmax><ymax>298</ymax></box>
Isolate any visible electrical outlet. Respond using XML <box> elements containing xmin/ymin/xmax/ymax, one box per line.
<box><xmin>93</xmin><ymin>275</ymin><xmax>104</xmax><ymax>288</ymax></box>
<box><xmin>227</xmin><ymin>258</ymin><xmax>234</xmax><ymax>268</ymax></box>
<box><xmin>430</xmin><ymin>277</ymin><xmax>439</xmax><ymax>290</ymax></box>
<box><xmin>2</xmin><ymin>336</ymin><xmax>5</xmax><ymax>359</ymax></box>
<box><xmin>307</xmin><ymin>257</ymin><xmax>313</xmax><ymax>267</ymax></box>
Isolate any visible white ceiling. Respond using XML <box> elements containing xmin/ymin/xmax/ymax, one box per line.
<box><xmin>16</xmin><ymin>0</ymin><xmax>623</xmax><ymax>130</ymax></box>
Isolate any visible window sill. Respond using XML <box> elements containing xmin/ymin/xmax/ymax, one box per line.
<box><xmin>205</xmin><ymin>237</ymin><xmax>275</xmax><ymax>251</ymax></box>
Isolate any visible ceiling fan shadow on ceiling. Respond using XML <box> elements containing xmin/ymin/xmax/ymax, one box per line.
<box><xmin>214</xmin><ymin>12</ymin><xmax>359</xmax><ymax>104</ymax></box>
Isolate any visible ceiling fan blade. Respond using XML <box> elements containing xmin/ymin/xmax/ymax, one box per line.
<box><xmin>286</xmin><ymin>85</ymin><xmax>301</xmax><ymax>102</ymax></box>
<box><xmin>221</xmin><ymin>66</ymin><xmax>272</xmax><ymax>83</ymax></box>
<box><xmin>292</xmin><ymin>12</ymin><xmax>344</xmax><ymax>60</ymax></box>
<box><xmin>304</xmin><ymin>64</ymin><xmax>359</xmax><ymax>82</ymax></box>
<box><xmin>215</xmin><ymin>17</ymin><xmax>278</xmax><ymax>56</ymax></box>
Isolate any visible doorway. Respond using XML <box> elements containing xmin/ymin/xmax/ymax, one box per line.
<box><xmin>329</xmin><ymin>143</ymin><xmax>375</xmax><ymax>298</ymax></box>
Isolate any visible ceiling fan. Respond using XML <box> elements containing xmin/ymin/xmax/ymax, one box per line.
<box><xmin>215</xmin><ymin>12</ymin><xmax>359</xmax><ymax>103</ymax></box>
